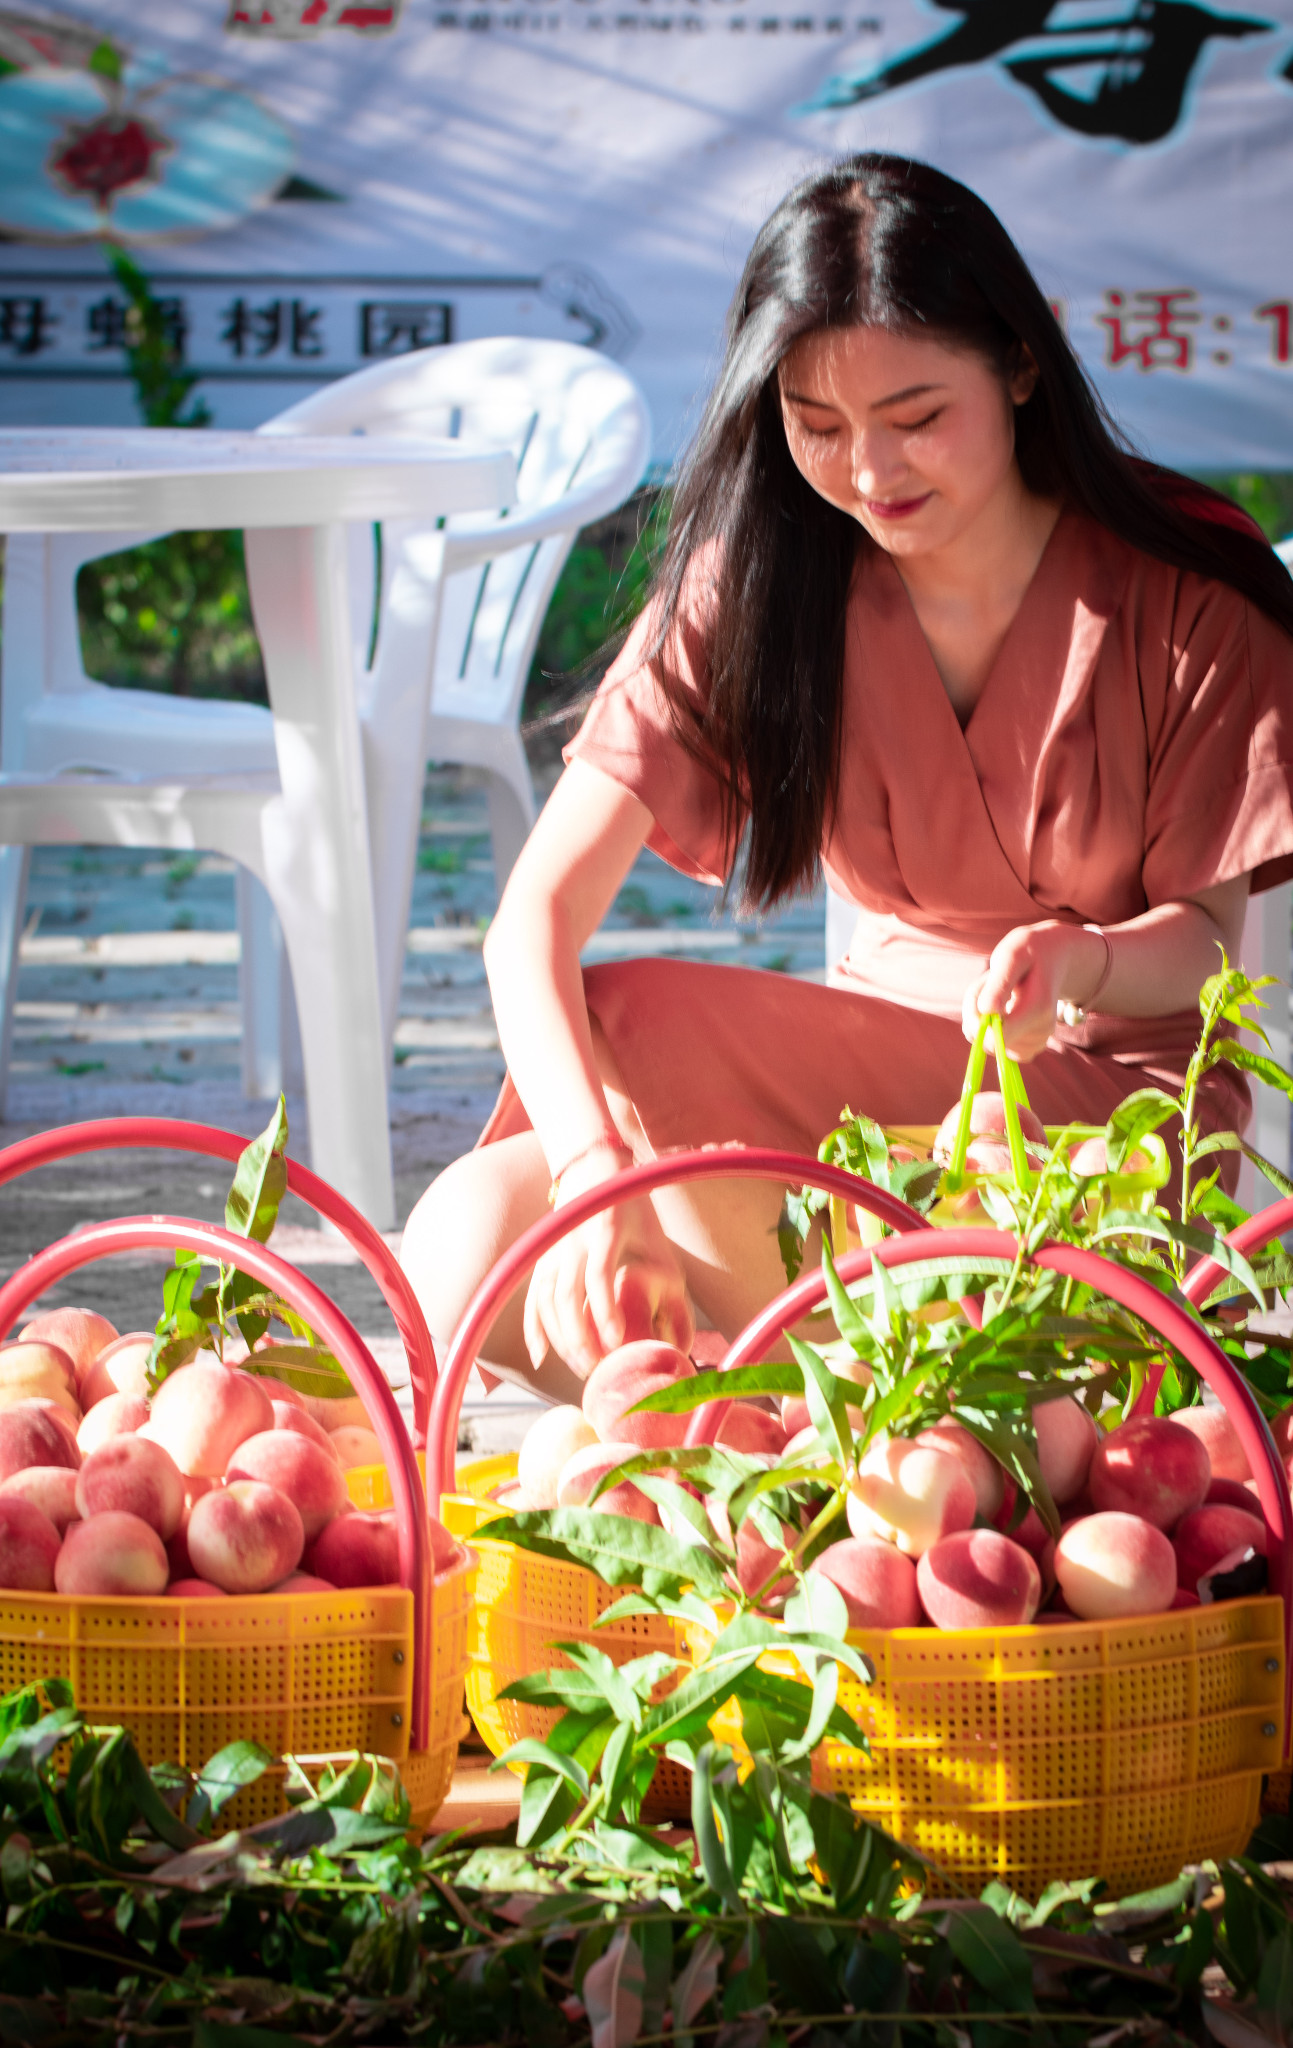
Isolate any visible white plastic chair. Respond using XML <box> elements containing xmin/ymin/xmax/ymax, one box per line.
<box><xmin>260</xmin><ymin>337</ymin><xmax>652</xmax><ymax>1052</ymax></box>
<box><xmin>0</xmin><ymin>526</ymin><xmax>286</xmax><ymax>1099</ymax></box>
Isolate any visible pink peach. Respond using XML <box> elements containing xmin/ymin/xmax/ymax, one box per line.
<box><xmin>847</xmin><ymin>1437</ymin><xmax>977</xmax><ymax>1557</ymax></box>
<box><xmin>76</xmin><ymin>1435</ymin><xmax>184</xmax><ymax>1540</ymax></box>
<box><xmin>428</xmin><ymin>1514</ymin><xmax>465</xmax><ymax>1574</ymax></box>
<box><xmin>922</xmin><ymin>1418</ymin><xmax>1005</xmax><ymax>1519</ymax></box>
<box><xmin>225</xmin><ymin>1430</ymin><xmax>349</xmax><ymax>1541</ymax></box>
<box><xmin>992</xmin><ymin>1481</ymin><xmax>1055</xmax><ymax>1561</ymax></box>
<box><xmin>933</xmin><ymin>1092</ymin><xmax>1046</xmax><ymax>1164</ymax></box>
<box><xmin>1032</xmin><ymin>1396</ymin><xmax>1099</xmax><ymax>1504</ymax></box>
<box><xmin>1053</xmin><ymin>1511</ymin><xmax>1177</xmax><ymax>1620</ymax></box>
<box><xmin>715</xmin><ymin>1402</ymin><xmax>789</xmax><ymax>1457</ymax></box>
<box><xmin>1089</xmin><ymin>1417</ymin><xmax>1210</xmax><ymax>1531</ymax></box>
<box><xmin>249</xmin><ymin>1374</ymin><xmax>307</xmax><ymax>1412</ymax></box>
<box><xmin>1172</xmin><ymin>1503</ymin><xmax>1267</xmax><ymax>1594</ymax></box>
<box><xmin>56</xmin><ymin>1510</ymin><xmax>168</xmax><ymax>1596</ymax></box>
<box><xmin>917</xmin><ymin>1528</ymin><xmax>1042</xmax><ymax>1630</ymax></box>
<box><xmin>0</xmin><ymin>1464</ymin><xmax>80</xmax><ymax>1534</ymax></box>
<box><xmin>304</xmin><ymin>1509</ymin><xmax>399</xmax><ymax>1588</ymax></box>
<box><xmin>77</xmin><ymin>1392</ymin><xmax>148</xmax><ymax>1458</ymax></box>
<box><xmin>79</xmin><ymin>1332</ymin><xmax>154</xmax><ymax>1409</ymax></box>
<box><xmin>142</xmin><ymin>1360</ymin><xmax>273</xmax><ymax>1477</ymax></box>
<box><xmin>1172</xmin><ymin>1405</ymin><xmax>1251</xmax><ymax>1484</ymax></box>
<box><xmin>166</xmin><ymin>1577</ymin><xmax>229</xmax><ymax>1598</ymax></box>
<box><xmin>518</xmin><ymin>1404</ymin><xmax>598</xmax><ymax>1507</ymax></box>
<box><xmin>809</xmin><ymin>1535</ymin><xmax>921</xmax><ymax>1629</ymax></box>
<box><xmin>20</xmin><ymin>1307</ymin><xmax>117</xmax><ymax>1382</ymax></box>
<box><xmin>187</xmin><ymin>1480</ymin><xmax>304</xmax><ymax>1593</ymax></box>
<box><xmin>554</xmin><ymin>1440</ymin><xmax>660</xmax><ymax>1523</ymax></box>
<box><xmin>327</xmin><ymin>1426</ymin><xmax>384</xmax><ymax>1471</ymax></box>
<box><xmin>270</xmin><ymin>1400</ymin><xmax>340</xmax><ymax>1458</ymax></box>
<box><xmin>581</xmin><ymin>1341</ymin><xmax>695</xmax><ymax>1450</ymax></box>
<box><xmin>0</xmin><ymin>1494</ymin><xmax>60</xmax><ymax>1590</ymax></box>
<box><xmin>270</xmin><ymin>1571</ymin><xmax>337</xmax><ymax>1594</ymax></box>
<box><xmin>0</xmin><ymin>1398</ymin><xmax>80</xmax><ymax>1481</ymax></box>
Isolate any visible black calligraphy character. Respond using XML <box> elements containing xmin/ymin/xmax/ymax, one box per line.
<box><xmin>0</xmin><ymin>297</ymin><xmax>56</xmax><ymax>357</ymax></box>
<box><xmin>802</xmin><ymin>0</ymin><xmax>1271</xmax><ymax>145</ymax></box>
<box><xmin>87</xmin><ymin>294</ymin><xmax>188</xmax><ymax>355</ymax></box>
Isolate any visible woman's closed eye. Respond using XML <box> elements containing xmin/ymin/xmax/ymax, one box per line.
<box><xmin>893</xmin><ymin>408</ymin><xmax>943</xmax><ymax>433</ymax></box>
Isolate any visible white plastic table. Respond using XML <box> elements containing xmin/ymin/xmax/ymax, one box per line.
<box><xmin>0</xmin><ymin>429</ymin><xmax>515</xmax><ymax>1225</ymax></box>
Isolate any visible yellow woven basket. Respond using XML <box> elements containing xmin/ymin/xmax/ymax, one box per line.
<box><xmin>0</xmin><ymin>1118</ymin><xmax>476</xmax><ymax>1833</ymax></box>
<box><xmin>425</xmin><ymin>1148</ymin><xmax>1293</xmax><ymax>1895</ymax></box>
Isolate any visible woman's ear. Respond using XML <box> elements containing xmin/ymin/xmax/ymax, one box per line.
<box><xmin>1008</xmin><ymin>345</ymin><xmax>1041</xmax><ymax>407</ymax></box>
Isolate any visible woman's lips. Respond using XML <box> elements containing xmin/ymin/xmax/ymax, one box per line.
<box><xmin>865</xmin><ymin>492</ymin><xmax>932</xmax><ymax>519</ymax></box>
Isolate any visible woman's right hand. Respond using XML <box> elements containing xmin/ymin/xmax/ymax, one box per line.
<box><xmin>523</xmin><ymin>1170</ymin><xmax>694</xmax><ymax>1378</ymax></box>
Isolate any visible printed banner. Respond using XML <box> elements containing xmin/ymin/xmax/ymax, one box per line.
<box><xmin>0</xmin><ymin>0</ymin><xmax>1289</xmax><ymax>468</ymax></box>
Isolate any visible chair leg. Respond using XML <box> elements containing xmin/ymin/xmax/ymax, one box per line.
<box><xmin>236</xmin><ymin>867</ymin><xmax>285</xmax><ymax>1102</ymax></box>
<box><xmin>0</xmin><ymin>846</ymin><xmax>30</xmax><ymax>1117</ymax></box>
<box><xmin>484</xmin><ymin>764</ymin><xmax>537</xmax><ymax>895</ymax></box>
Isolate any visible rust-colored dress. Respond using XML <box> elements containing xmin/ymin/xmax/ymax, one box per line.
<box><xmin>485</xmin><ymin>507</ymin><xmax>1293</xmax><ymax>1160</ymax></box>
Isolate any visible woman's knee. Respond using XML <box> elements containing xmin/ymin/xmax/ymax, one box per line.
<box><xmin>400</xmin><ymin>1137</ymin><xmax>547</xmax><ymax>1344</ymax></box>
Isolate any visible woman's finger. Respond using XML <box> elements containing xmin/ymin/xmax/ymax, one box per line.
<box><xmin>585</xmin><ymin>1227</ymin><xmax>628</xmax><ymax>1353</ymax></box>
<box><xmin>553</xmin><ymin>1239</ymin><xmax>601</xmax><ymax>1374</ymax></box>
<box><xmin>523</xmin><ymin>1256</ymin><xmax>555</xmax><ymax>1370</ymax></box>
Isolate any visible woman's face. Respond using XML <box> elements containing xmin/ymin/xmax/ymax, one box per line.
<box><xmin>778</xmin><ymin>324</ymin><xmax>1038</xmax><ymax>559</ymax></box>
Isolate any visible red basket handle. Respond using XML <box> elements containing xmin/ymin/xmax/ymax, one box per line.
<box><xmin>430</xmin><ymin>1145</ymin><xmax>929</xmax><ymax>1500</ymax></box>
<box><xmin>0</xmin><ymin>1119</ymin><xmax>437</xmax><ymax>1447</ymax></box>
<box><xmin>0</xmin><ymin>1215</ymin><xmax>436</xmax><ymax>1753</ymax></box>
<box><xmin>1182</xmin><ymin>1194</ymin><xmax>1293</xmax><ymax>1311</ymax></box>
<box><xmin>717</xmin><ymin>1223</ymin><xmax>1293</xmax><ymax>1753</ymax></box>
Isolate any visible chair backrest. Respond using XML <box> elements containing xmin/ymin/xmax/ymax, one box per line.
<box><xmin>263</xmin><ymin>339</ymin><xmax>651</xmax><ymax>724</ymax></box>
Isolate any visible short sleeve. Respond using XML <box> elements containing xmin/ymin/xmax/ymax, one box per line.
<box><xmin>564</xmin><ymin>574</ymin><xmax>739</xmax><ymax>886</ymax></box>
<box><xmin>1141</xmin><ymin>575</ymin><xmax>1293</xmax><ymax>904</ymax></box>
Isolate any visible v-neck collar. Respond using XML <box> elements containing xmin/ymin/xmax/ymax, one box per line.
<box><xmin>882</xmin><ymin>502</ymin><xmax>1073</xmax><ymax>740</ymax></box>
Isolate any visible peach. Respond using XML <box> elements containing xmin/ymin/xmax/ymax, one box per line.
<box><xmin>76</xmin><ymin>1435</ymin><xmax>184</xmax><ymax>1540</ymax></box>
<box><xmin>1172</xmin><ymin>1405</ymin><xmax>1251</xmax><ymax>1484</ymax></box>
<box><xmin>295</xmin><ymin>1386</ymin><xmax>369</xmax><ymax>1435</ymax></box>
<box><xmin>715</xmin><ymin>1401</ymin><xmax>789</xmax><ymax>1458</ymax></box>
<box><xmin>305</xmin><ymin>1509</ymin><xmax>399</xmax><ymax>1588</ymax></box>
<box><xmin>327</xmin><ymin>1426</ymin><xmax>384</xmax><ymax>1471</ymax></box>
<box><xmin>270</xmin><ymin>1401</ymin><xmax>340</xmax><ymax>1458</ymax></box>
<box><xmin>0</xmin><ymin>1398</ymin><xmax>80</xmax><ymax>1481</ymax></box>
<box><xmin>56</xmin><ymin>1510</ymin><xmax>169</xmax><ymax>1596</ymax></box>
<box><xmin>808</xmin><ymin>1535</ymin><xmax>921</xmax><ymax>1629</ymax></box>
<box><xmin>20</xmin><ymin>1308</ymin><xmax>117</xmax><ymax>1382</ymax></box>
<box><xmin>77</xmin><ymin>1392</ymin><xmax>149</xmax><ymax>1457</ymax></box>
<box><xmin>992</xmin><ymin>1482</ymin><xmax>1053</xmax><ymax>1560</ymax></box>
<box><xmin>1053</xmin><ymin>1511</ymin><xmax>1176</xmax><ymax>1620</ymax></box>
<box><xmin>581</xmin><ymin>1341</ymin><xmax>695</xmax><ymax>1450</ymax></box>
<box><xmin>1207</xmin><ymin>1476</ymin><xmax>1260</xmax><ymax>1512</ymax></box>
<box><xmin>781</xmin><ymin>1357</ymin><xmax>870</xmax><ymax>1439</ymax></box>
<box><xmin>917</xmin><ymin>1528</ymin><xmax>1042</xmax><ymax>1630</ymax></box>
<box><xmin>847</xmin><ymin>1437</ymin><xmax>977</xmax><ymax>1557</ymax></box>
<box><xmin>0</xmin><ymin>1464</ymin><xmax>80</xmax><ymax>1534</ymax></box>
<box><xmin>165</xmin><ymin>1578</ymin><xmax>228</xmax><ymax>1599</ymax></box>
<box><xmin>79</xmin><ymin>1333</ymin><xmax>154</xmax><ymax>1409</ymax></box>
<box><xmin>250</xmin><ymin>1374</ymin><xmax>307</xmax><ymax>1412</ymax></box>
<box><xmin>1089</xmin><ymin>1417</ymin><xmax>1210</xmax><ymax>1530</ymax></box>
<box><xmin>428</xmin><ymin>1514</ymin><xmax>464</xmax><ymax>1574</ymax></box>
<box><xmin>0</xmin><ymin>1495</ymin><xmax>60</xmax><ymax>1590</ymax></box>
<box><xmin>1068</xmin><ymin>1137</ymin><xmax>1153</xmax><ymax>1177</ymax></box>
<box><xmin>270</xmin><ymin>1571</ymin><xmax>336</xmax><ymax>1594</ymax></box>
<box><xmin>933</xmin><ymin>1092</ymin><xmax>1046</xmax><ymax>1164</ymax></box>
<box><xmin>1172</xmin><ymin>1504</ymin><xmax>1267</xmax><ymax>1594</ymax></box>
<box><xmin>187</xmin><ymin>1480</ymin><xmax>304</xmax><ymax>1594</ymax></box>
<box><xmin>0</xmin><ymin>1340</ymin><xmax>79</xmax><ymax>1419</ymax></box>
<box><xmin>226</xmin><ymin>1430</ymin><xmax>349</xmax><ymax>1541</ymax></box>
<box><xmin>517</xmin><ymin>1404</ymin><xmax>598</xmax><ymax>1508</ymax></box>
<box><xmin>141</xmin><ymin>1360</ymin><xmax>272</xmax><ymax>1478</ymax></box>
<box><xmin>556</xmin><ymin>1440</ymin><xmax>660</xmax><ymax>1523</ymax></box>
<box><xmin>922</xmin><ymin>1418</ymin><xmax>1005</xmax><ymax>1520</ymax></box>
<box><xmin>1032</xmin><ymin>1396</ymin><xmax>1099</xmax><ymax>1504</ymax></box>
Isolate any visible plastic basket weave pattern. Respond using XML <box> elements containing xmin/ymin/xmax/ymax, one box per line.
<box><xmin>696</xmin><ymin>1597</ymin><xmax>1284</xmax><ymax>1898</ymax></box>
<box><xmin>432</xmin><ymin>1149</ymin><xmax>1293</xmax><ymax>1891</ymax></box>
<box><xmin>0</xmin><ymin>1118</ymin><xmax>473</xmax><ymax>1831</ymax></box>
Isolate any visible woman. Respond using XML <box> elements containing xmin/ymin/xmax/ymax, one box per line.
<box><xmin>401</xmin><ymin>154</ymin><xmax>1293</xmax><ymax>1401</ymax></box>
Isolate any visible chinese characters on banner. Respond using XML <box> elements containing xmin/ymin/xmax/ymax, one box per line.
<box><xmin>0</xmin><ymin>0</ymin><xmax>1289</xmax><ymax>465</ymax></box>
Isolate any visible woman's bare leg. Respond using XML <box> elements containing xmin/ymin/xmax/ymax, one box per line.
<box><xmin>401</xmin><ymin>1021</ymin><xmax>807</xmax><ymax>1403</ymax></box>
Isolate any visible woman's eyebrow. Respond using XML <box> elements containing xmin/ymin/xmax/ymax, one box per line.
<box><xmin>871</xmin><ymin>382</ymin><xmax>946</xmax><ymax>409</ymax></box>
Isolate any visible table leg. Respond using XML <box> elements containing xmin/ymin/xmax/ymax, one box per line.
<box><xmin>244</xmin><ymin>522</ymin><xmax>396</xmax><ymax>1228</ymax></box>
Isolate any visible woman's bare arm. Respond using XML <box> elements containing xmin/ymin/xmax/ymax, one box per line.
<box><xmin>964</xmin><ymin>875</ymin><xmax>1252</xmax><ymax>1061</ymax></box>
<box><xmin>484</xmin><ymin>758</ymin><xmax>693</xmax><ymax>1372</ymax></box>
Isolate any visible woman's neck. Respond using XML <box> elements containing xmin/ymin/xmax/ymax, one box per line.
<box><xmin>891</xmin><ymin>474</ymin><xmax>1063</xmax><ymax>726</ymax></box>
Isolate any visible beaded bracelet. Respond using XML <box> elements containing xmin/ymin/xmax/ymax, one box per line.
<box><xmin>547</xmin><ymin>1131</ymin><xmax>633</xmax><ymax>1208</ymax></box>
<box><xmin>1057</xmin><ymin>924</ymin><xmax>1114</xmax><ymax>1029</ymax></box>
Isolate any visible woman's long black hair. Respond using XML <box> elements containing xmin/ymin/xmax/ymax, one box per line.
<box><xmin>647</xmin><ymin>154</ymin><xmax>1293</xmax><ymax>910</ymax></box>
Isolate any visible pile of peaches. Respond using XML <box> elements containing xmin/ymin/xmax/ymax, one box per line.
<box><xmin>505</xmin><ymin>1336</ymin><xmax>1278</xmax><ymax>1631</ymax></box>
<box><xmin>0</xmin><ymin>1306</ymin><xmax>462</xmax><ymax>1600</ymax></box>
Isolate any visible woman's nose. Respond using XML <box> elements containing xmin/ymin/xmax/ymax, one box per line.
<box><xmin>850</xmin><ymin>432</ymin><xmax>907</xmax><ymax>498</ymax></box>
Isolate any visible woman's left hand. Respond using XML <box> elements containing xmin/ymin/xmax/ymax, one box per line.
<box><xmin>962</xmin><ymin>921</ymin><xmax>1108</xmax><ymax>1062</ymax></box>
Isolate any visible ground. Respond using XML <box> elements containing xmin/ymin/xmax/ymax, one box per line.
<box><xmin>0</xmin><ymin>763</ymin><xmax>826</xmax><ymax>1454</ymax></box>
